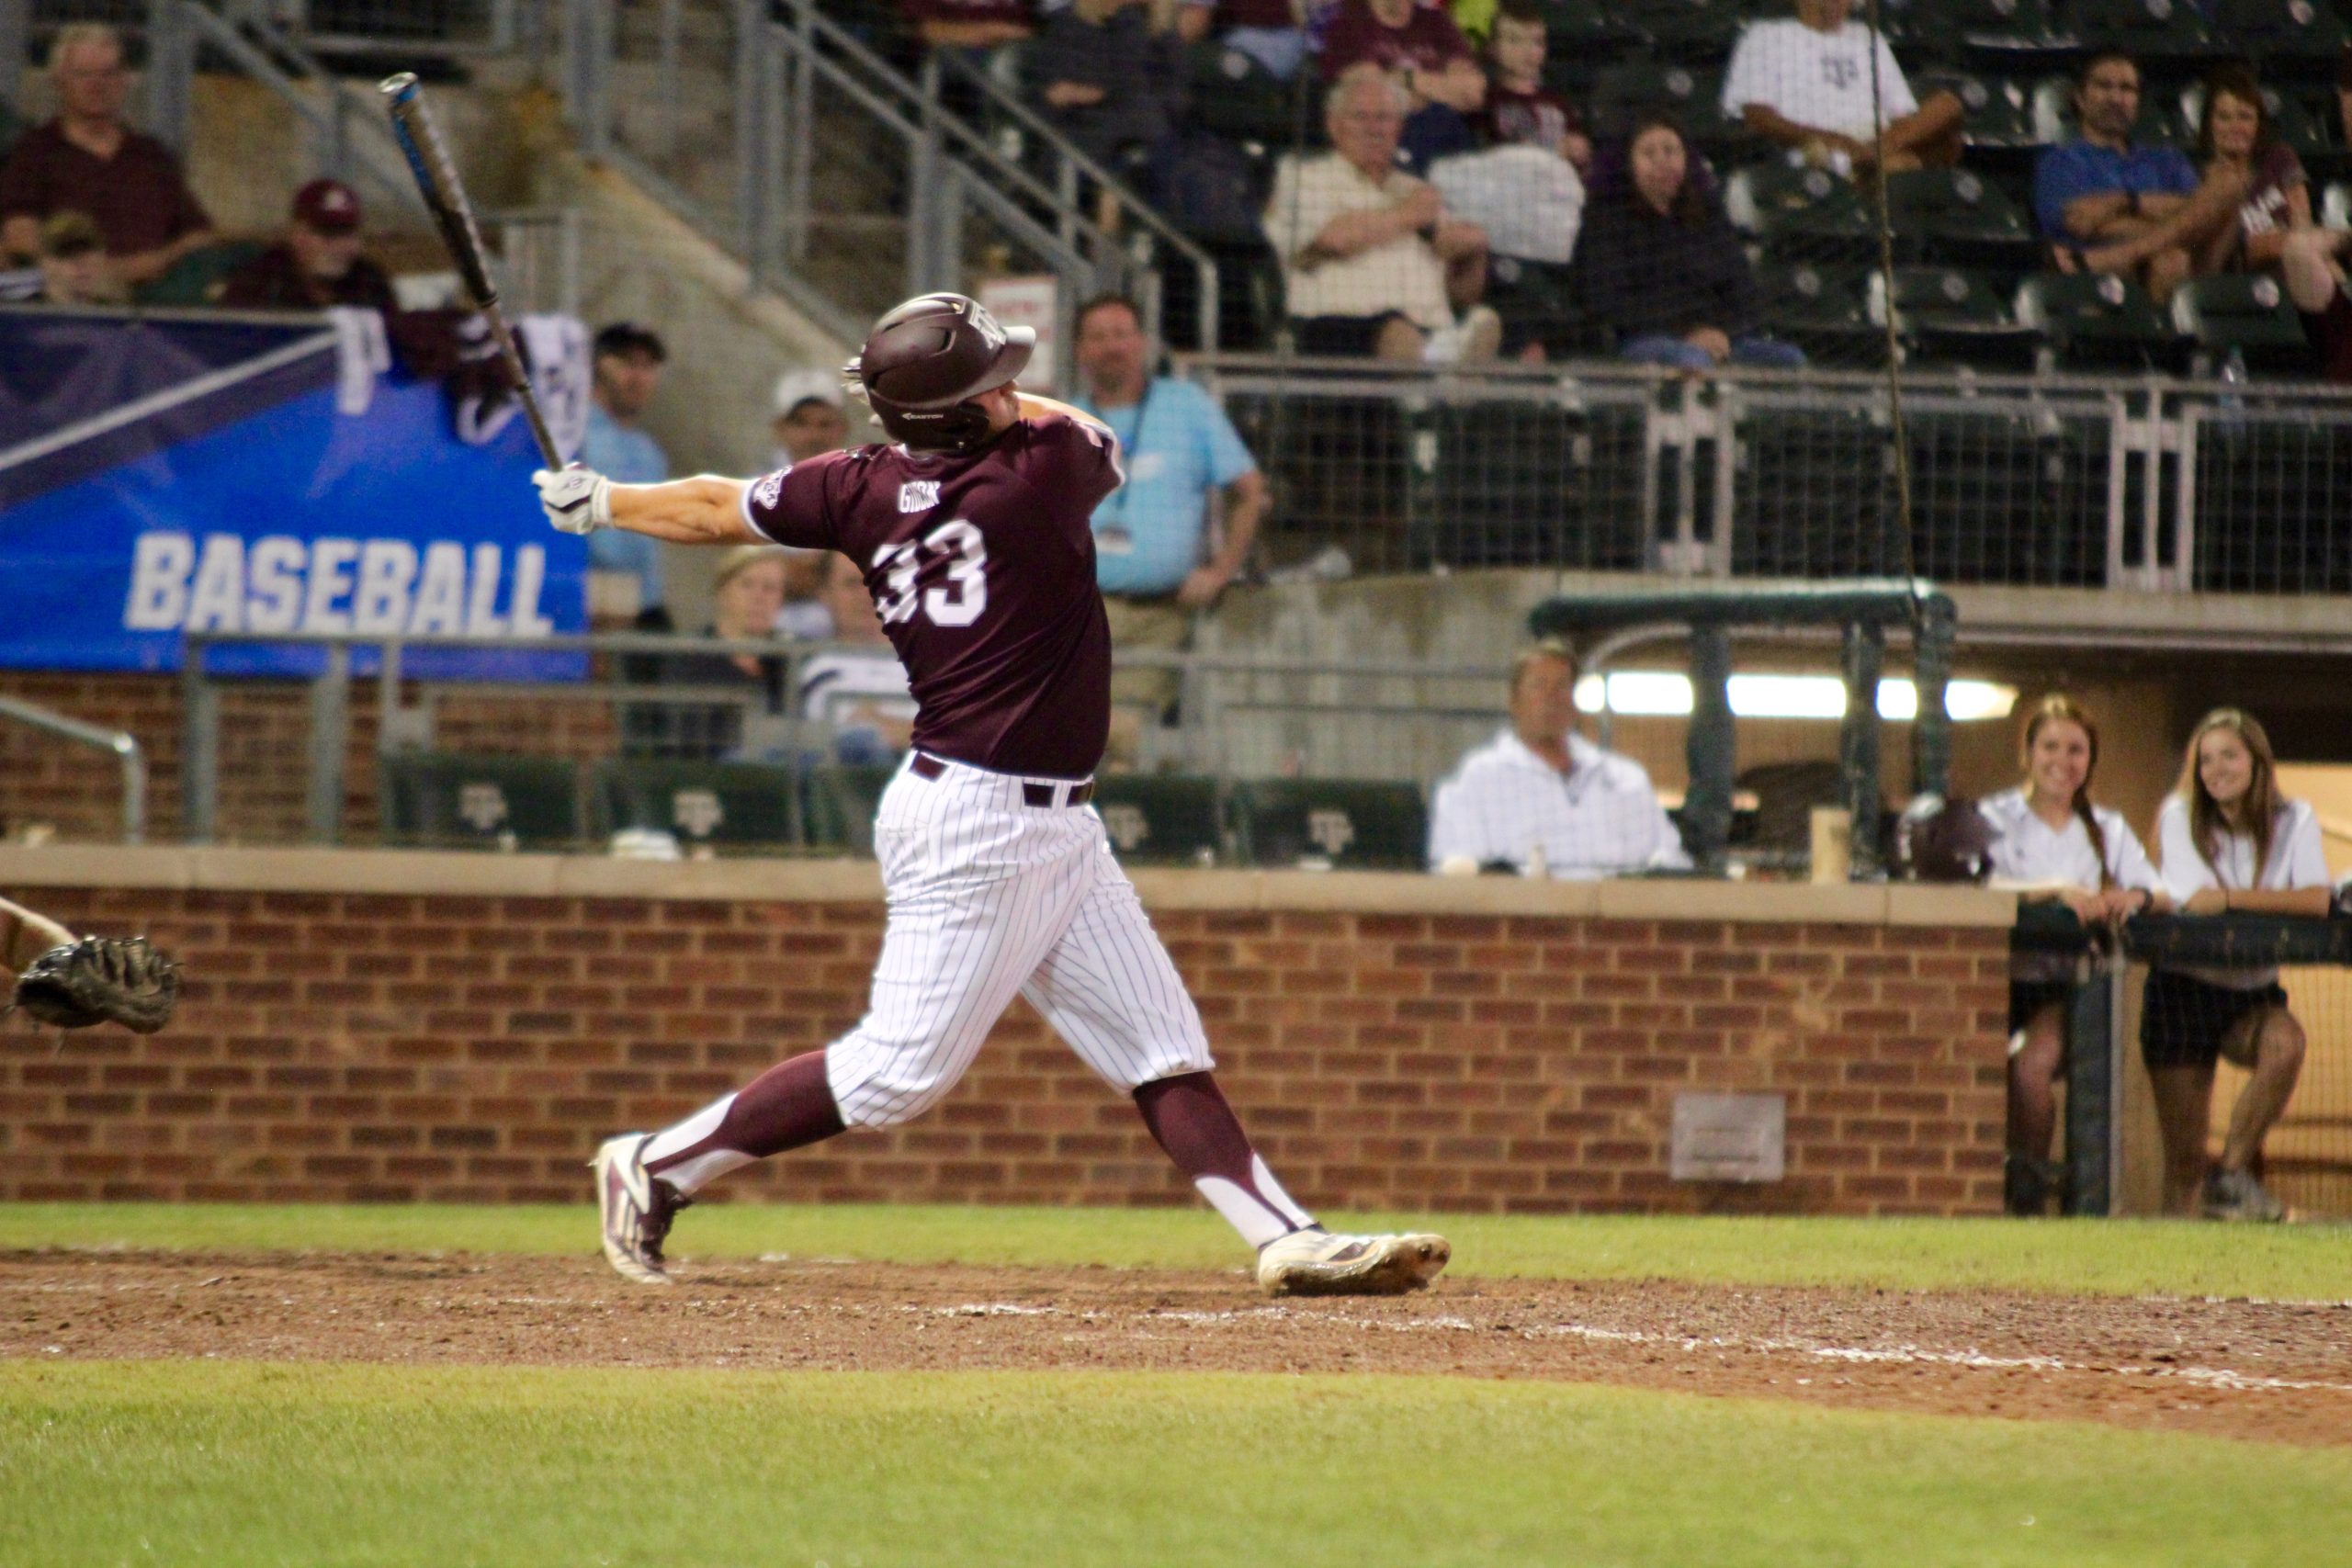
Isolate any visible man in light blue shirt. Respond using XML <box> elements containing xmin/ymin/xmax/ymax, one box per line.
<box><xmin>580</xmin><ymin>321</ymin><xmax>672</xmax><ymax>620</ymax></box>
<box><xmin>1069</xmin><ymin>293</ymin><xmax>1264</xmax><ymax>761</ymax></box>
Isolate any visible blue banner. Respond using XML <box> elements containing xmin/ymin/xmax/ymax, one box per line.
<box><xmin>0</xmin><ymin>310</ymin><xmax>586</xmax><ymax>680</ymax></box>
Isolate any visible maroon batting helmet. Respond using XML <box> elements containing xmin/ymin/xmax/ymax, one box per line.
<box><xmin>843</xmin><ymin>293</ymin><xmax>1035</xmax><ymax>454</ymax></box>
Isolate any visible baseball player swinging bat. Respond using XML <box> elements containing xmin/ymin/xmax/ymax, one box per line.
<box><xmin>536</xmin><ymin>293</ymin><xmax>1451</xmax><ymax>1298</ymax></box>
<box><xmin>380</xmin><ymin>71</ymin><xmax>561</xmax><ymax>468</ymax></box>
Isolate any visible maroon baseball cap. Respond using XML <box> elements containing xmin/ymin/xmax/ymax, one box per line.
<box><xmin>292</xmin><ymin>178</ymin><xmax>363</xmax><ymax>234</ymax></box>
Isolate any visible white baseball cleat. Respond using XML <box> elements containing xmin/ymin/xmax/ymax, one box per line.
<box><xmin>1256</xmin><ymin>1227</ymin><xmax>1451</xmax><ymax>1297</ymax></box>
<box><xmin>590</xmin><ymin>1132</ymin><xmax>691</xmax><ymax>1284</ymax></box>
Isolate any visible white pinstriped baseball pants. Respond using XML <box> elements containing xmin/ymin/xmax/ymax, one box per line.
<box><xmin>825</xmin><ymin>753</ymin><xmax>1216</xmax><ymax>1128</ymax></box>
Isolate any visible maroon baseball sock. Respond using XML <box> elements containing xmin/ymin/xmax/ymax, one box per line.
<box><xmin>640</xmin><ymin>1050</ymin><xmax>847</xmax><ymax>1195</ymax></box>
<box><xmin>1132</xmin><ymin>1071</ymin><xmax>1317</xmax><ymax>1248</ymax></box>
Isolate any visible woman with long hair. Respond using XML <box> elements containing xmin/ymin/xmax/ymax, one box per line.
<box><xmin>2193</xmin><ymin>67</ymin><xmax>2310</xmax><ymax>276</ymax></box>
<box><xmin>1976</xmin><ymin>695</ymin><xmax>2167</xmax><ymax>1215</ymax></box>
<box><xmin>2146</xmin><ymin>709</ymin><xmax>2327</xmax><ymax>1220</ymax></box>
<box><xmin>1574</xmin><ymin>115</ymin><xmax>1805</xmax><ymax>373</ymax></box>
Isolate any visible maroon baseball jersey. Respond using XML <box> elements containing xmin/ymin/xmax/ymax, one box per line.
<box><xmin>742</xmin><ymin>412</ymin><xmax>1123</xmax><ymax>779</ymax></box>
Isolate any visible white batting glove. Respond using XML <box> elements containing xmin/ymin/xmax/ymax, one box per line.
<box><xmin>534</xmin><ymin>465</ymin><xmax>611</xmax><ymax>535</ymax></box>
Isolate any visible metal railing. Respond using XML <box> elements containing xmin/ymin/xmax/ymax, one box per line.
<box><xmin>1187</xmin><ymin>355</ymin><xmax>2352</xmax><ymax>599</ymax></box>
<box><xmin>0</xmin><ymin>694</ymin><xmax>147</xmax><ymax>842</ymax></box>
<box><xmin>557</xmin><ymin>0</ymin><xmax>1216</xmax><ymax>374</ymax></box>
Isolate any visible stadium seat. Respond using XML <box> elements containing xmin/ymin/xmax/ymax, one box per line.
<box><xmin>1881</xmin><ymin>266</ymin><xmax>2045</xmax><ymax>369</ymax></box>
<box><xmin>2062</xmin><ymin>0</ymin><xmax>2227</xmax><ymax>62</ymax></box>
<box><xmin>1751</xmin><ymin>262</ymin><xmax>1889</xmax><ymax>366</ymax></box>
<box><xmin>592</xmin><ymin>760</ymin><xmax>798</xmax><ymax>851</ymax></box>
<box><xmin>1534</xmin><ymin>0</ymin><xmax>1652</xmax><ymax>93</ymax></box>
<box><xmin>1591</xmin><ymin>61</ymin><xmax>1731</xmax><ymax>144</ymax></box>
<box><xmin>1090</xmin><ymin>774</ymin><xmax>1224</xmax><ymax>866</ymax></box>
<box><xmin>2015</xmin><ymin>272</ymin><xmax>2188</xmax><ymax>371</ymax></box>
<box><xmin>1912</xmin><ymin>70</ymin><xmax>2043</xmax><ymax>154</ymax></box>
<box><xmin>1616</xmin><ymin>0</ymin><xmax>1744</xmax><ymax>63</ymax></box>
<box><xmin>801</xmin><ymin>762</ymin><xmax>901</xmax><ymax>856</ymax></box>
<box><xmin>1724</xmin><ymin>164</ymin><xmax>1880</xmax><ymax>264</ymax></box>
<box><xmin>1186</xmin><ymin>41</ymin><xmax>1305</xmax><ymax>145</ymax></box>
<box><xmin>2170</xmin><ymin>273</ymin><xmax>2320</xmax><ymax>373</ymax></box>
<box><xmin>1883</xmin><ymin>167</ymin><xmax>2040</xmax><ymax>267</ymax></box>
<box><xmin>135</xmin><ymin>240</ymin><xmax>266</xmax><ymax>307</ymax></box>
<box><xmin>1229</xmin><ymin>780</ymin><xmax>1428</xmax><ymax>871</ymax></box>
<box><xmin>2211</xmin><ymin>0</ymin><xmax>2351</xmax><ymax>68</ymax></box>
<box><xmin>379</xmin><ymin>752</ymin><xmax>582</xmax><ymax>852</ymax></box>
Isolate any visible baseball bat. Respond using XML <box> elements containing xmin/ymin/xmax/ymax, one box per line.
<box><xmin>379</xmin><ymin>71</ymin><xmax>563</xmax><ymax>468</ymax></box>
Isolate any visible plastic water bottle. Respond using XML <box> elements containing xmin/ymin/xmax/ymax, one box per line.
<box><xmin>2217</xmin><ymin>345</ymin><xmax>2248</xmax><ymax>419</ymax></box>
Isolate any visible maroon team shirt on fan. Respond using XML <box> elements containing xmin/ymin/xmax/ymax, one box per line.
<box><xmin>742</xmin><ymin>413</ymin><xmax>1122</xmax><ymax>780</ymax></box>
<box><xmin>1317</xmin><ymin>0</ymin><xmax>1473</xmax><ymax>80</ymax></box>
<box><xmin>1486</xmin><ymin>84</ymin><xmax>1582</xmax><ymax>154</ymax></box>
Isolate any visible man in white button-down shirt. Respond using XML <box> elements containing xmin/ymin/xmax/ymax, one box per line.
<box><xmin>1429</xmin><ymin>639</ymin><xmax>1693</xmax><ymax>878</ymax></box>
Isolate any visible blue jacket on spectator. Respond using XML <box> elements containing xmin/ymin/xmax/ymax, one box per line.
<box><xmin>2032</xmin><ymin>139</ymin><xmax>2199</xmax><ymax>241</ymax></box>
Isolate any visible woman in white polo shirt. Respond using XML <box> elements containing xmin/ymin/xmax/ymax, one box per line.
<box><xmin>2146</xmin><ymin>709</ymin><xmax>2327</xmax><ymax>1223</ymax></box>
<box><xmin>1977</xmin><ymin>694</ymin><xmax>2166</xmax><ymax>1215</ymax></box>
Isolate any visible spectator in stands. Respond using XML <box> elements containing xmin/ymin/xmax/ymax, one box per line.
<box><xmin>1069</xmin><ymin>293</ymin><xmax>1265</xmax><ymax>763</ymax></box>
<box><xmin>1026</xmin><ymin>0</ymin><xmax>1183</xmax><ymax>182</ymax></box>
<box><xmin>1319</xmin><ymin>0</ymin><xmax>1487</xmax><ymax>169</ymax></box>
<box><xmin>2146</xmin><ymin>708</ymin><xmax>2326</xmax><ymax>1223</ymax></box>
<box><xmin>23</xmin><ymin>210</ymin><xmax>111</xmax><ymax>305</ymax></box>
<box><xmin>1428</xmin><ymin>638</ymin><xmax>1691</xmax><ymax>878</ymax></box>
<box><xmin>2282</xmin><ymin>224</ymin><xmax>2352</xmax><ymax>378</ymax></box>
<box><xmin>901</xmin><ymin>0</ymin><xmax>1035</xmax><ymax>51</ymax></box>
<box><xmin>582</xmin><ymin>323</ymin><xmax>672</xmax><ymax>624</ymax></box>
<box><xmin>2190</xmin><ymin>68</ymin><xmax>2310</xmax><ymax>278</ymax></box>
<box><xmin>2033</xmin><ymin>51</ymin><xmax>2245</xmax><ymax>306</ymax></box>
<box><xmin>800</xmin><ymin>553</ymin><xmax>916</xmax><ymax>765</ymax></box>
<box><xmin>768</xmin><ymin>368</ymin><xmax>853</xmax><ymax>641</ymax></box>
<box><xmin>1975</xmin><ymin>695</ymin><xmax>2168</xmax><ymax>1217</ymax></box>
<box><xmin>0</xmin><ymin>25</ymin><xmax>213</xmax><ymax>288</ymax></box>
<box><xmin>771</xmin><ymin>368</ymin><xmax>852</xmax><ymax>468</ymax></box>
<box><xmin>1576</xmin><ymin>115</ymin><xmax>1805</xmax><ymax>372</ymax></box>
<box><xmin>1483</xmin><ymin>0</ymin><xmax>1589</xmax><ymax>174</ymax></box>
<box><xmin>1264</xmin><ymin>65</ymin><xmax>1500</xmax><ymax>363</ymax></box>
<box><xmin>1178</xmin><ymin>0</ymin><xmax>1309</xmax><ymax>80</ymax></box>
<box><xmin>216</xmin><ymin>179</ymin><xmax>398</xmax><ymax>313</ymax></box>
<box><xmin>1722</xmin><ymin>0</ymin><xmax>1962</xmax><ymax>176</ymax></box>
<box><xmin>632</xmin><ymin>545</ymin><xmax>788</xmax><ymax>761</ymax></box>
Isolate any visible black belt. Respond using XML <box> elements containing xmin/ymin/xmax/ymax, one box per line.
<box><xmin>910</xmin><ymin>752</ymin><xmax>1093</xmax><ymax>808</ymax></box>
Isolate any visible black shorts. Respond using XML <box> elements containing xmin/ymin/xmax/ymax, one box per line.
<box><xmin>2007</xmin><ymin>979</ymin><xmax>2073</xmax><ymax>1036</ymax></box>
<box><xmin>2141</xmin><ymin>969</ymin><xmax>2289</xmax><ymax>1070</ymax></box>
<box><xmin>1291</xmin><ymin>312</ymin><xmax>1417</xmax><ymax>356</ymax></box>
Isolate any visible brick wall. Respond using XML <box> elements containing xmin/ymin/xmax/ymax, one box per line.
<box><xmin>0</xmin><ymin>862</ymin><xmax>2012</xmax><ymax>1215</ymax></box>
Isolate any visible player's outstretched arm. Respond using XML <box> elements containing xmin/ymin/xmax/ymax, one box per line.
<box><xmin>533</xmin><ymin>468</ymin><xmax>764</xmax><ymax>546</ymax></box>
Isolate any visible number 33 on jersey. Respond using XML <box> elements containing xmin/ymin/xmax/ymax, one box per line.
<box><xmin>739</xmin><ymin>411</ymin><xmax>1126</xmax><ymax>780</ymax></box>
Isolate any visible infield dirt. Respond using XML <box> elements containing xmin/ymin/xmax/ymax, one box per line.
<box><xmin>4</xmin><ymin>1248</ymin><xmax>2346</xmax><ymax>1449</ymax></box>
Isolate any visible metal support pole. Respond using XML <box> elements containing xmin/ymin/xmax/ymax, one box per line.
<box><xmin>735</xmin><ymin>0</ymin><xmax>771</xmax><ymax>281</ymax></box>
<box><xmin>146</xmin><ymin>0</ymin><xmax>194</xmax><ymax>157</ymax></box>
<box><xmin>0</xmin><ymin>0</ymin><xmax>28</xmax><ymax>119</ymax></box>
<box><xmin>179</xmin><ymin>641</ymin><xmax>220</xmax><ymax>844</ymax></box>
<box><xmin>1910</xmin><ymin>591</ymin><xmax>1955</xmax><ymax>799</ymax></box>
<box><xmin>909</xmin><ymin>52</ymin><xmax>944</xmax><ymax>296</ymax></box>
<box><xmin>1838</xmin><ymin>619</ymin><xmax>1884</xmax><ymax>879</ymax></box>
<box><xmin>1682</xmin><ymin>626</ymin><xmax>1735</xmax><ymax>875</ymax></box>
<box><xmin>2063</xmin><ymin>963</ymin><xmax>2116</xmax><ymax>1216</ymax></box>
<box><xmin>305</xmin><ymin>644</ymin><xmax>349</xmax><ymax>843</ymax></box>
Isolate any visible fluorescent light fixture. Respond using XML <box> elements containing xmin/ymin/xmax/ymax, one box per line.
<box><xmin>1575</xmin><ymin>672</ymin><xmax>2018</xmax><ymax>722</ymax></box>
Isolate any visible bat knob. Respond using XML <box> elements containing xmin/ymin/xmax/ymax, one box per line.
<box><xmin>379</xmin><ymin>72</ymin><xmax>420</xmax><ymax>104</ymax></box>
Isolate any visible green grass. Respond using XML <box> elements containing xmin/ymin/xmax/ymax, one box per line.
<box><xmin>1</xmin><ymin>1361</ymin><xmax>2344</xmax><ymax>1568</ymax></box>
<box><xmin>3</xmin><ymin>1201</ymin><xmax>2346</xmax><ymax>1300</ymax></box>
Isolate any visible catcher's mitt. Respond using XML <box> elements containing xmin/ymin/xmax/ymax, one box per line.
<box><xmin>10</xmin><ymin>936</ymin><xmax>180</xmax><ymax>1032</ymax></box>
